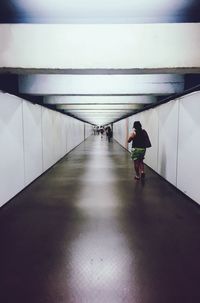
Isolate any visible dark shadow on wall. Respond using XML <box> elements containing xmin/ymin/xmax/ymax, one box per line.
<box><xmin>0</xmin><ymin>1</ymin><xmax>20</xmax><ymax>23</ymax></box>
<box><xmin>0</xmin><ymin>74</ymin><xmax>18</xmax><ymax>94</ymax></box>
<box><xmin>186</xmin><ymin>2</ymin><xmax>200</xmax><ymax>23</ymax></box>
<box><xmin>184</xmin><ymin>74</ymin><xmax>200</xmax><ymax>90</ymax></box>
<box><xmin>0</xmin><ymin>74</ymin><xmax>43</xmax><ymax>104</ymax></box>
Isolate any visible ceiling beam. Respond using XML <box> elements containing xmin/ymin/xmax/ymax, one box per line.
<box><xmin>0</xmin><ymin>24</ymin><xmax>199</xmax><ymax>72</ymax></box>
<box><xmin>44</xmin><ymin>95</ymin><xmax>156</xmax><ymax>104</ymax></box>
<box><xmin>18</xmin><ymin>74</ymin><xmax>184</xmax><ymax>95</ymax></box>
<box><xmin>58</xmin><ymin>104</ymin><xmax>142</xmax><ymax>110</ymax></box>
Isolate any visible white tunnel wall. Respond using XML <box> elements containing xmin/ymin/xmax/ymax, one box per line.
<box><xmin>139</xmin><ymin>109</ymin><xmax>159</xmax><ymax>172</ymax></box>
<box><xmin>85</xmin><ymin>123</ymin><xmax>93</xmax><ymax>139</ymax></box>
<box><xmin>0</xmin><ymin>91</ymin><xmax>92</xmax><ymax>207</ymax></box>
<box><xmin>177</xmin><ymin>92</ymin><xmax>200</xmax><ymax>203</ymax></box>
<box><xmin>23</xmin><ymin>101</ymin><xmax>43</xmax><ymax>186</ymax></box>
<box><xmin>0</xmin><ymin>93</ymin><xmax>25</xmax><ymax>205</ymax></box>
<box><xmin>157</xmin><ymin>100</ymin><xmax>179</xmax><ymax>186</ymax></box>
<box><xmin>113</xmin><ymin>119</ymin><xmax>128</xmax><ymax>148</ymax></box>
<box><xmin>114</xmin><ymin>91</ymin><xmax>200</xmax><ymax>205</ymax></box>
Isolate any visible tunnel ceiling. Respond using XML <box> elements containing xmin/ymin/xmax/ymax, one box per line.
<box><xmin>0</xmin><ymin>0</ymin><xmax>200</xmax><ymax>23</ymax></box>
<box><xmin>0</xmin><ymin>1</ymin><xmax>200</xmax><ymax>125</ymax></box>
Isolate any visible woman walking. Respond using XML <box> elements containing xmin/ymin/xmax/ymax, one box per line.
<box><xmin>128</xmin><ymin>121</ymin><xmax>151</xmax><ymax>180</ymax></box>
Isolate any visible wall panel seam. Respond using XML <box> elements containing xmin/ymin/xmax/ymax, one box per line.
<box><xmin>22</xmin><ymin>100</ymin><xmax>26</xmax><ymax>186</ymax></box>
<box><xmin>41</xmin><ymin>107</ymin><xmax>45</xmax><ymax>172</ymax></box>
<box><xmin>176</xmin><ymin>99</ymin><xmax>180</xmax><ymax>187</ymax></box>
<box><xmin>156</xmin><ymin>108</ymin><xmax>159</xmax><ymax>173</ymax></box>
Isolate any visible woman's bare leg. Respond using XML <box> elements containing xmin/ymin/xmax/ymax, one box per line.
<box><xmin>139</xmin><ymin>160</ymin><xmax>145</xmax><ymax>177</ymax></box>
<box><xmin>140</xmin><ymin>160</ymin><xmax>144</xmax><ymax>173</ymax></box>
<box><xmin>134</xmin><ymin>160</ymin><xmax>140</xmax><ymax>179</ymax></box>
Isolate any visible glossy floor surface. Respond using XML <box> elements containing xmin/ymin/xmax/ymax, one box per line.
<box><xmin>0</xmin><ymin>136</ymin><xmax>200</xmax><ymax>303</ymax></box>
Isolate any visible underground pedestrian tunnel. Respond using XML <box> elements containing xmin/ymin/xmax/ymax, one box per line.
<box><xmin>0</xmin><ymin>1</ymin><xmax>200</xmax><ymax>302</ymax></box>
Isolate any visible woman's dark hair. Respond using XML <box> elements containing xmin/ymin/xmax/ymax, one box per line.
<box><xmin>133</xmin><ymin>121</ymin><xmax>142</xmax><ymax>131</ymax></box>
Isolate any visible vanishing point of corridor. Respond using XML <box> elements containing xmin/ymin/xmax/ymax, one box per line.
<box><xmin>0</xmin><ymin>136</ymin><xmax>200</xmax><ymax>303</ymax></box>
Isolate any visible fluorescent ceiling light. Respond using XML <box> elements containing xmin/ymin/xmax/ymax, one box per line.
<box><xmin>64</xmin><ymin>110</ymin><xmax>134</xmax><ymax>113</ymax></box>
<box><xmin>19</xmin><ymin>75</ymin><xmax>184</xmax><ymax>95</ymax></box>
<box><xmin>58</xmin><ymin>104</ymin><xmax>142</xmax><ymax>110</ymax></box>
<box><xmin>44</xmin><ymin>95</ymin><xmax>155</xmax><ymax>104</ymax></box>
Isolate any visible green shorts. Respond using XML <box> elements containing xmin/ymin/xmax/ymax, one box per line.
<box><xmin>131</xmin><ymin>148</ymin><xmax>146</xmax><ymax>161</ymax></box>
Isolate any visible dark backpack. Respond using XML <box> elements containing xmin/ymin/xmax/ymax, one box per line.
<box><xmin>143</xmin><ymin>130</ymin><xmax>151</xmax><ymax>148</ymax></box>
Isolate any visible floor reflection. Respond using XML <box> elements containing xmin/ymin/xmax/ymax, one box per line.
<box><xmin>68</xmin><ymin>222</ymin><xmax>134</xmax><ymax>303</ymax></box>
<box><xmin>68</xmin><ymin>137</ymin><xmax>135</xmax><ymax>302</ymax></box>
<box><xmin>1</xmin><ymin>135</ymin><xmax>199</xmax><ymax>303</ymax></box>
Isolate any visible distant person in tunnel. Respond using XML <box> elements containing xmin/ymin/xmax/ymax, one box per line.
<box><xmin>106</xmin><ymin>126</ymin><xmax>113</xmax><ymax>142</ymax></box>
<box><xmin>128</xmin><ymin>121</ymin><xmax>151</xmax><ymax>180</ymax></box>
<box><xmin>100</xmin><ymin>126</ymin><xmax>104</xmax><ymax>139</ymax></box>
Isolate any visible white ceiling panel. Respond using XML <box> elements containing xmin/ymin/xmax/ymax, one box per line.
<box><xmin>44</xmin><ymin>96</ymin><xmax>156</xmax><ymax>104</ymax></box>
<box><xmin>19</xmin><ymin>74</ymin><xmax>184</xmax><ymax>95</ymax></box>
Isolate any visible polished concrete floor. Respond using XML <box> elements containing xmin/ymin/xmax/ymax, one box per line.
<box><xmin>0</xmin><ymin>135</ymin><xmax>200</xmax><ymax>303</ymax></box>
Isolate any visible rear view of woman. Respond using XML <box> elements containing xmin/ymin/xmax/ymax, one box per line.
<box><xmin>128</xmin><ymin>121</ymin><xmax>151</xmax><ymax>180</ymax></box>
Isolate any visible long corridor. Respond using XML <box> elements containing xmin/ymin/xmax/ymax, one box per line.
<box><xmin>0</xmin><ymin>135</ymin><xmax>200</xmax><ymax>303</ymax></box>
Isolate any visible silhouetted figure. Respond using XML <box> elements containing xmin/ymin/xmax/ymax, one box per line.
<box><xmin>106</xmin><ymin>126</ymin><xmax>113</xmax><ymax>142</ymax></box>
<box><xmin>100</xmin><ymin>126</ymin><xmax>104</xmax><ymax>139</ymax></box>
<box><xmin>128</xmin><ymin>121</ymin><xmax>151</xmax><ymax>180</ymax></box>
